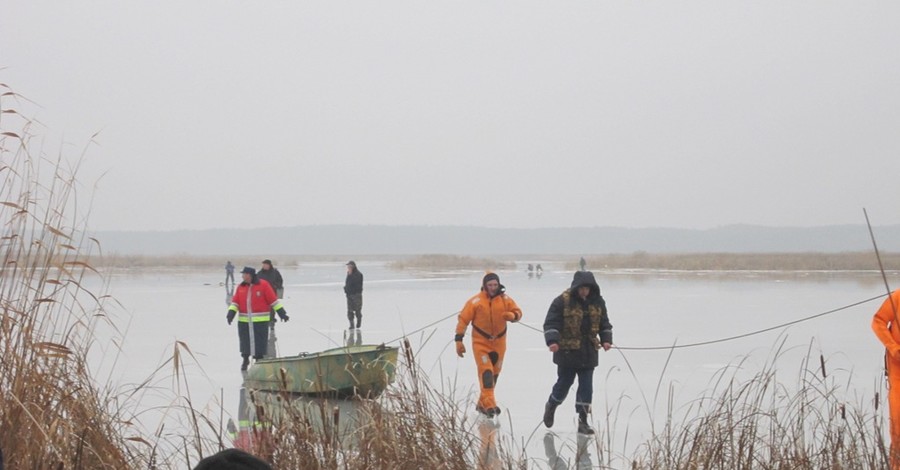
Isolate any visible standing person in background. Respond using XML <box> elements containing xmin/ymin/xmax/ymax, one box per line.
<box><xmin>455</xmin><ymin>272</ymin><xmax>523</xmax><ymax>418</ymax></box>
<box><xmin>258</xmin><ymin>260</ymin><xmax>284</xmax><ymax>299</ymax></box>
<box><xmin>258</xmin><ymin>259</ymin><xmax>285</xmax><ymax>358</ymax></box>
<box><xmin>344</xmin><ymin>261</ymin><xmax>364</xmax><ymax>329</ymax></box>
<box><xmin>541</xmin><ymin>270</ymin><xmax>612</xmax><ymax>435</ymax></box>
<box><xmin>872</xmin><ymin>289</ymin><xmax>900</xmax><ymax>468</ymax></box>
<box><xmin>579</xmin><ymin>257</ymin><xmax>586</xmax><ymax>271</ymax></box>
<box><xmin>225</xmin><ymin>261</ymin><xmax>235</xmax><ymax>286</ymax></box>
<box><xmin>227</xmin><ymin>267</ymin><xmax>289</xmax><ymax>371</ymax></box>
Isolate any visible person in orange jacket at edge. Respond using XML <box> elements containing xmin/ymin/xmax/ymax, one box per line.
<box><xmin>455</xmin><ymin>272</ymin><xmax>523</xmax><ymax>418</ymax></box>
<box><xmin>872</xmin><ymin>289</ymin><xmax>900</xmax><ymax>468</ymax></box>
<box><xmin>227</xmin><ymin>266</ymin><xmax>289</xmax><ymax>371</ymax></box>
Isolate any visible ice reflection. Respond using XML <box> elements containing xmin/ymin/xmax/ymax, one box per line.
<box><xmin>477</xmin><ymin>418</ymin><xmax>502</xmax><ymax>470</ymax></box>
<box><xmin>543</xmin><ymin>432</ymin><xmax>593</xmax><ymax>470</ymax></box>
<box><xmin>344</xmin><ymin>328</ymin><xmax>362</xmax><ymax>347</ymax></box>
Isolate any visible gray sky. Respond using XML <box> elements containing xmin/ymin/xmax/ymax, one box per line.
<box><xmin>3</xmin><ymin>2</ymin><xmax>899</xmax><ymax>232</ymax></box>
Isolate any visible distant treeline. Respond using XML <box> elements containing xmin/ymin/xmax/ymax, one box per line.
<box><xmin>578</xmin><ymin>251</ymin><xmax>900</xmax><ymax>271</ymax></box>
<box><xmin>92</xmin><ymin>224</ymin><xmax>900</xmax><ymax>256</ymax></box>
<box><xmin>86</xmin><ymin>252</ymin><xmax>900</xmax><ymax>272</ymax></box>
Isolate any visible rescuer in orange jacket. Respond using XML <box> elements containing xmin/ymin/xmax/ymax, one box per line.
<box><xmin>455</xmin><ymin>272</ymin><xmax>523</xmax><ymax>418</ymax></box>
<box><xmin>872</xmin><ymin>289</ymin><xmax>900</xmax><ymax>468</ymax></box>
<box><xmin>228</xmin><ymin>266</ymin><xmax>289</xmax><ymax>371</ymax></box>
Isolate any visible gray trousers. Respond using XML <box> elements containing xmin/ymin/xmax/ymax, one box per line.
<box><xmin>346</xmin><ymin>293</ymin><xmax>363</xmax><ymax>327</ymax></box>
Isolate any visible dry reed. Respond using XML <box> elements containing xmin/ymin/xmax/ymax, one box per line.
<box><xmin>1</xmin><ymin>84</ymin><xmax>139</xmax><ymax>468</ymax></box>
<box><xmin>627</xmin><ymin>339</ymin><xmax>889</xmax><ymax>469</ymax></box>
<box><xmin>388</xmin><ymin>254</ymin><xmax>516</xmax><ymax>272</ymax></box>
<box><xmin>579</xmin><ymin>252</ymin><xmax>900</xmax><ymax>272</ymax></box>
<box><xmin>241</xmin><ymin>338</ymin><xmax>524</xmax><ymax>469</ymax></box>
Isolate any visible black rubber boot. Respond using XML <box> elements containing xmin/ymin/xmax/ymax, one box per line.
<box><xmin>476</xmin><ymin>404</ymin><xmax>496</xmax><ymax>418</ymax></box>
<box><xmin>543</xmin><ymin>401</ymin><xmax>558</xmax><ymax>428</ymax></box>
<box><xmin>577</xmin><ymin>411</ymin><xmax>594</xmax><ymax>435</ymax></box>
<box><xmin>240</xmin><ymin>356</ymin><xmax>250</xmax><ymax>371</ymax></box>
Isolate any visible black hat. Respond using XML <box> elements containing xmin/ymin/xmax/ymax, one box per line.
<box><xmin>241</xmin><ymin>266</ymin><xmax>256</xmax><ymax>275</ymax></box>
<box><xmin>262</xmin><ymin>259</ymin><xmax>272</xmax><ymax>266</ymax></box>
<box><xmin>346</xmin><ymin>260</ymin><xmax>356</xmax><ymax>267</ymax></box>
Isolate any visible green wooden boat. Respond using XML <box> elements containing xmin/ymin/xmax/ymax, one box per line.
<box><xmin>243</xmin><ymin>344</ymin><xmax>399</xmax><ymax>398</ymax></box>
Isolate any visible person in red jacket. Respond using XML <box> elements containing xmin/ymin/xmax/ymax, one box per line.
<box><xmin>228</xmin><ymin>267</ymin><xmax>289</xmax><ymax>371</ymax></box>
<box><xmin>872</xmin><ymin>289</ymin><xmax>900</xmax><ymax>468</ymax></box>
<box><xmin>454</xmin><ymin>272</ymin><xmax>523</xmax><ymax>418</ymax></box>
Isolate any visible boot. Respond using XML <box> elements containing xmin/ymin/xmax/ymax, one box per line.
<box><xmin>240</xmin><ymin>356</ymin><xmax>250</xmax><ymax>371</ymax></box>
<box><xmin>543</xmin><ymin>401</ymin><xmax>558</xmax><ymax>428</ymax></box>
<box><xmin>356</xmin><ymin>317</ymin><xmax>361</xmax><ymax>329</ymax></box>
<box><xmin>475</xmin><ymin>404</ymin><xmax>496</xmax><ymax>418</ymax></box>
<box><xmin>577</xmin><ymin>411</ymin><xmax>594</xmax><ymax>435</ymax></box>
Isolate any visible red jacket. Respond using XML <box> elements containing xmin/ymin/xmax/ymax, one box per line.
<box><xmin>230</xmin><ymin>279</ymin><xmax>282</xmax><ymax>323</ymax></box>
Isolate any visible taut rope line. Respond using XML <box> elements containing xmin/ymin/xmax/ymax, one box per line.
<box><xmin>499</xmin><ymin>294</ymin><xmax>883</xmax><ymax>351</ymax></box>
<box><xmin>382</xmin><ymin>294</ymin><xmax>884</xmax><ymax>351</ymax></box>
<box><xmin>384</xmin><ymin>310</ymin><xmax>461</xmax><ymax>345</ymax></box>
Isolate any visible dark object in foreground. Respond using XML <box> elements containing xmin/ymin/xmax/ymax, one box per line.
<box><xmin>193</xmin><ymin>448</ymin><xmax>272</xmax><ymax>470</ymax></box>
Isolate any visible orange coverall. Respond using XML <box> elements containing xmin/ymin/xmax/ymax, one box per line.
<box><xmin>455</xmin><ymin>281</ymin><xmax>522</xmax><ymax>413</ymax></box>
<box><xmin>872</xmin><ymin>289</ymin><xmax>900</xmax><ymax>467</ymax></box>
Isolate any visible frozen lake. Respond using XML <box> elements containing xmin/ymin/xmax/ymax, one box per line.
<box><xmin>89</xmin><ymin>261</ymin><xmax>897</xmax><ymax>468</ymax></box>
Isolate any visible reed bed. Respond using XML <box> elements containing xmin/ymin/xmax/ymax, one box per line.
<box><xmin>242</xmin><ymin>339</ymin><xmax>523</xmax><ymax>469</ymax></box>
<box><xmin>580</xmin><ymin>252</ymin><xmax>900</xmax><ymax>272</ymax></box>
<box><xmin>388</xmin><ymin>254</ymin><xmax>516</xmax><ymax>271</ymax></box>
<box><xmin>1</xmin><ymin>86</ymin><xmax>140</xmax><ymax>468</ymax></box>
<box><xmin>627</xmin><ymin>341</ymin><xmax>889</xmax><ymax>469</ymax></box>
<box><xmin>0</xmin><ymin>86</ymin><xmax>230</xmax><ymax>469</ymax></box>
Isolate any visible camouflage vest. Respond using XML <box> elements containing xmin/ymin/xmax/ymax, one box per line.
<box><xmin>559</xmin><ymin>290</ymin><xmax>602</xmax><ymax>350</ymax></box>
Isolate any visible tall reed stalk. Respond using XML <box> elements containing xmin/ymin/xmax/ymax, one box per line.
<box><xmin>0</xmin><ymin>84</ymin><xmax>141</xmax><ymax>468</ymax></box>
<box><xmin>629</xmin><ymin>340</ymin><xmax>890</xmax><ymax>469</ymax></box>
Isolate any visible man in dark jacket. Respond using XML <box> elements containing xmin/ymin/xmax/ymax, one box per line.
<box><xmin>344</xmin><ymin>261</ymin><xmax>364</xmax><ymax>329</ymax></box>
<box><xmin>542</xmin><ymin>271</ymin><xmax>613</xmax><ymax>434</ymax></box>
<box><xmin>258</xmin><ymin>259</ymin><xmax>284</xmax><ymax>298</ymax></box>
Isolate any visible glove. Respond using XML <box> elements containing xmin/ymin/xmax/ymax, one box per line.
<box><xmin>226</xmin><ymin>310</ymin><xmax>236</xmax><ymax>325</ymax></box>
<box><xmin>455</xmin><ymin>341</ymin><xmax>466</xmax><ymax>358</ymax></box>
<box><xmin>276</xmin><ymin>308</ymin><xmax>289</xmax><ymax>322</ymax></box>
<box><xmin>502</xmin><ymin>311</ymin><xmax>518</xmax><ymax>322</ymax></box>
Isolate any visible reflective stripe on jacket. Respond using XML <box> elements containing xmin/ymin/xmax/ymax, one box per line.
<box><xmin>229</xmin><ymin>279</ymin><xmax>282</xmax><ymax>322</ymax></box>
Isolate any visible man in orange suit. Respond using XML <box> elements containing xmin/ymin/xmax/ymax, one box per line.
<box><xmin>455</xmin><ymin>272</ymin><xmax>523</xmax><ymax>418</ymax></box>
<box><xmin>873</xmin><ymin>289</ymin><xmax>900</xmax><ymax>468</ymax></box>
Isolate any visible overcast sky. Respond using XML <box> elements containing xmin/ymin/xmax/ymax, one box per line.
<box><xmin>2</xmin><ymin>2</ymin><xmax>899</xmax><ymax>232</ymax></box>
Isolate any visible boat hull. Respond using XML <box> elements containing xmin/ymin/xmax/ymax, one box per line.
<box><xmin>243</xmin><ymin>344</ymin><xmax>399</xmax><ymax>398</ymax></box>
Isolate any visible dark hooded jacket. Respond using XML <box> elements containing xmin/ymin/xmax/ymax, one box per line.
<box><xmin>543</xmin><ymin>271</ymin><xmax>613</xmax><ymax>368</ymax></box>
<box><xmin>258</xmin><ymin>265</ymin><xmax>283</xmax><ymax>292</ymax></box>
<box><xmin>344</xmin><ymin>265</ymin><xmax>363</xmax><ymax>295</ymax></box>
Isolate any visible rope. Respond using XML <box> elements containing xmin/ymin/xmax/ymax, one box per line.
<box><xmin>383</xmin><ymin>310</ymin><xmax>461</xmax><ymax>345</ymax></box>
<box><xmin>380</xmin><ymin>293</ymin><xmax>885</xmax><ymax>352</ymax></box>
<box><xmin>514</xmin><ymin>293</ymin><xmax>886</xmax><ymax>351</ymax></box>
